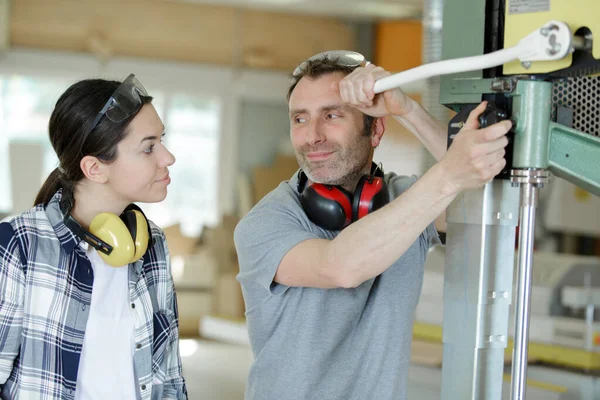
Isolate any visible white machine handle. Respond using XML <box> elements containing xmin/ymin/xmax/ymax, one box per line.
<box><xmin>373</xmin><ymin>20</ymin><xmax>573</xmax><ymax>94</ymax></box>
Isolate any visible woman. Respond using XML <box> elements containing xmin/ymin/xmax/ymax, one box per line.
<box><xmin>0</xmin><ymin>74</ymin><xmax>187</xmax><ymax>399</ymax></box>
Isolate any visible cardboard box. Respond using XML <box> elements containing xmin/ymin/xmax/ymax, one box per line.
<box><xmin>165</xmin><ymin>219</ymin><xmax>246</xmax><ymax>337</ymax></box>
<box><xmin>177</xmin><ymin>290</ymin><xmax>214</xmax><ymax>337</ymax></box>
<box><xmin>252</xmin><ymin>155</ymin><xmax>298</xmax><ymax>204</ymax></box>
<box><xmin>163</xmin><ymin>223</ymin><xmax>201</xmax><ymax>258</ymax></box>
<box><xmin>216</xmin><ymin>272</ymin><xmax>246</xmax><ymax>319</ymax></box>
<box><xmin>171</xmin><ymin>249</ymin><xmax>218</xmax><ymax>290</ymax></box>
<box><xmin>201</xmin><ymin>214</ymin><xmax>240</xmax><ymax>274</ymax></box>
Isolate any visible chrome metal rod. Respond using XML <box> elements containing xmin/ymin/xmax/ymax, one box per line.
<box><xmin>510</xmin><ymin>183</ymin><xmax>539</xmax><ymax>400</ymax></box>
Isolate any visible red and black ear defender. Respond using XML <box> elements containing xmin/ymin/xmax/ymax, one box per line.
<box><xmin>298</xmin><ymin>162</ymin><xmax>390</xmax><ymax>231</ymax></box>
<box><xmin>60</xmin><ymin>195</ymin><xmax>154</xmax><ymax>267</ymax></box>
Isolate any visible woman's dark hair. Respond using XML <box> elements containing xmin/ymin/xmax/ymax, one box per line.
<box><xmin>34</xmin><ymin>78</ymin><xmax>153</xmax><ymax>206</ymax></box>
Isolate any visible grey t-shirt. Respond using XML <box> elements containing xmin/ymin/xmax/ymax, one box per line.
<box><xmin>234</xmin><ymin>171</ymin><xmax>440</xmax><ymax>400</ymax></box>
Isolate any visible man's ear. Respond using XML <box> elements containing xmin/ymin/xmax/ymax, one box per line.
<box><xmin>80</xmin><ymin>155</ymin><xmax>108</xmax><ymax>184</ymax></box>
<box><xmin>371</xmin><ymin>117</ymin><xmax>386</xmax><ymax>148</ymax></box>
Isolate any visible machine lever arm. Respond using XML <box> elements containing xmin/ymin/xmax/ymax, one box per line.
<box><xmin>373</xmin><ymin>20</ymin><xmax>573</xmax><ymax>94</ymax></box>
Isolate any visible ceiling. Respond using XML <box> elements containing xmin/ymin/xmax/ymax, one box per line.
<box><xmin>170</xmin><ymin>0</ymin><xmax>423</xmax><ymax>20</ymax></box>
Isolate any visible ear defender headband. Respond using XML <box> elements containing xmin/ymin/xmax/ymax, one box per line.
<box><xmin>60</xmin><ymin>196</ymin><xmax>152</xmax><ymax>267</ymax></box>
<box><xmin>298</xmin><ymin>162</ymin><xmax>390</xmax><ymax>231</ymax></box>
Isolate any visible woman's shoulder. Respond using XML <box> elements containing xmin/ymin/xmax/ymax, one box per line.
<box><xmin>147</xmin><ymin>219</ymin><xmax>164</xmax><ymax>238</ymax></box>
<box><xmin>146</xmin><ymin>219</ymin><xmax>170</xmax><ymax>253</ymax></box>
<box><xmin>1</xmin><ymin>204</ymin><xmax>49</xmax><ymax>233</ymax></box>
<box><xmin>0</xmin><ymin>204</ymin><xmax>48</xmax><ymax>263</ymax></box>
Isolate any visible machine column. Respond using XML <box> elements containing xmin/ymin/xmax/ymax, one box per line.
<box><xmin>441</xmin><ymin>180</ymin><xmax>519</xmax><ymax>400</ymax></box>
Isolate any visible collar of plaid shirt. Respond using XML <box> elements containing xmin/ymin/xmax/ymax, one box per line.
<box><xmin>53</xmin><ymin>190</ymin><xmax>151</xmax><ymax>274</ymax></box>
<box><xmin>0</xmin><ymin>189</ymin><xmax>187</xmax><ymax>399</ymax></box>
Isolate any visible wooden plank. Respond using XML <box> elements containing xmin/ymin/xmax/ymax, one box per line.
<box><xmin>10</xmin><ymin>0</ymin><xmax>355</xmax><ymax>70</ymax></box>
<box><xmin>242</xmin><ymin>9</ymin><xmax>355</xmax><ymax>70</ymax></box>
<box><xmin>11</xmin><ymin>0</ymin><xmax>236</xmax><ymax>64</ymax></box>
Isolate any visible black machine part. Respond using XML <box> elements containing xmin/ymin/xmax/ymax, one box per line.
<box><xmin>447</xmin><ymin>94</ymin><xmax>514</xmax><ymax>180</ymax></box>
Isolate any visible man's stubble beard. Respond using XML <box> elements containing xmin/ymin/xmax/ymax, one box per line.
<box><xmin>297</xmin><ymin>135</ymin><xmax>372</xmax><ymax>189</ymax></box>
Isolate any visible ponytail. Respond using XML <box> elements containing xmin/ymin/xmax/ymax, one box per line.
<box><xmin>34</xmin><ymin>168</ymin><xmax>72</xmax><ymax>206</ymax></box>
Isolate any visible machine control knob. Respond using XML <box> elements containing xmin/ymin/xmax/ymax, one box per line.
<box><xmin>478</xmin><ymin>104</ymin><xmax>509</xmax><ymax>128</ymax></box>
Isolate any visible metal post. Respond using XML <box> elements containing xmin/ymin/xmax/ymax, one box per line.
<box><xmin>511</xmin><ymin>184</ymin><xmax>537</xmax><ymax>399</ymax></box>
<box><xmin>509</xmin><ymin>169</ymin><xmax>548</xmax><ymax>400</ymax></box>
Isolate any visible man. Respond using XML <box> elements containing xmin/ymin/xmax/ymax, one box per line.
<box><xmin>234</xmin><ymin>52</ymin><xmax>510</xmax><ymax>400</ymax></box>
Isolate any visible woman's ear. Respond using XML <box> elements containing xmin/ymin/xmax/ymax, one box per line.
<box><xmin>80</xmin><ymin>155</ymin><xmax>108</xmax><ymax>184</ymax></box>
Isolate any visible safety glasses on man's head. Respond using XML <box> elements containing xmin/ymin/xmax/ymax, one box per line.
<box><xmin>292</xmin><ymin>50</ymin><xmax>369</xmax><ymax>77</ymax></box>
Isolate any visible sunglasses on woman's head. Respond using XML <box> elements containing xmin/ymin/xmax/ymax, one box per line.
<box><xmin>84</xmin><ymin>74</ymin><xmax>149</xmax><ymax>138</ymax></box>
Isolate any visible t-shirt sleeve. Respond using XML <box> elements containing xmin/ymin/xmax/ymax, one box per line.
<box><xmin>234</xmin><ymin>193</ymin><xmax>318</xmax><ymax>295</ymax></box>
<box><xmin>423</xmin><ymin>219</ymin><xmax>442</xmax><ymax>248</ymax></box>
<box><xmin>387</xmin><ymin>173</ymin><xmax>441</xmax><ymax>249</ymax></box>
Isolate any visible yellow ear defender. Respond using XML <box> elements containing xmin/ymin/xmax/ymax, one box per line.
<box><xmin>61</xmin><ymin>197</ymin><xmax>152</xmax><ymax>267</ymax></box>
<box><xmin>88</xmin><ymin>208</ymin><xmax>150</xmax><ymax>266</ymax></box>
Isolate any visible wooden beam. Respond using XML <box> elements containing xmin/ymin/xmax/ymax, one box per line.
<box><xmin>242</xmin><ymin>10</ymin><xmax>354</xmax><ymax>70</ymax></box>
<box><xmin>10</xmin><ymin>0</ymin><xmax>356</xmax><ymax>71</ymax></box>
<box><xmin>0</xmin><ymin>0</ymin><xmax>9</xmax><ymax>51</ymax></box>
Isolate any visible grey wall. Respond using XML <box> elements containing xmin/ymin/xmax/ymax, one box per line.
<box><xmin>238</xmin><ymin>100</ymin><xmax>291</xmax><ymax>173</ymax></box>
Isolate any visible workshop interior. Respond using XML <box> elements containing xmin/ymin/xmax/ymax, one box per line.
<box><xmin>1</xmin><ymin>0</ymin><xmax>599</xmax><ymax>399</ymax></box>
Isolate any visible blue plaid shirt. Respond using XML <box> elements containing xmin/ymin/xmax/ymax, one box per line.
<box><xmin>0</xmin><ymin>190</ymin><xmax>187</xmax><ymax>399</ymax></box>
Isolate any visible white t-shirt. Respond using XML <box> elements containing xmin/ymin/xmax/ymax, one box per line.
<box><xmin>75</xmin><ymin>243</ymin><xmax>138</xmax><ymax>400</ymax></box>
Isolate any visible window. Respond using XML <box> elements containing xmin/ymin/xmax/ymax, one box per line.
<box><xmin>143</xmin><ymin>93</ymin><xmax>221</xmax><ymax>235</ymax></box>
<box><xmin>0</xmin><ymin>75</ymin><xmax>221</xmax><ymax>233</ymax></box>
<box><xmin>0</xmin><ymin>75</ymin><xmax>66</xmax><ymax>213</ymax></box>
